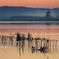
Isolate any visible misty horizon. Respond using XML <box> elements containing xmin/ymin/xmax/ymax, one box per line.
<box><xmin>0</xmin><ymin>6</ymin><xmax>59</xmax><ymax>21</ymax></box>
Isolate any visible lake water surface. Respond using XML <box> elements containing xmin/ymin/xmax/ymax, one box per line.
<box><xmin>0</xmin><ymin>24</ymin><xmax>59</xmax><ymax>59</ymax></box>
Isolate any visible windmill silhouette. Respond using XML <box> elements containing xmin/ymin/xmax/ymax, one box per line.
<box><xmin>46</xmin><ymin>7</ymin><xmax>52</xmax><ymax>18</ymax></box>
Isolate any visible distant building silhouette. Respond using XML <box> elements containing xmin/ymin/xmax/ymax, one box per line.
<box><xmin>46</xmin><ymin>11</ymin><xmax>51</xmax><ymax>18</ymax></box>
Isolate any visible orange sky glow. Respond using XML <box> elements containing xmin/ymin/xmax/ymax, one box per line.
<box><xmin>0</xmin><ymin>0</ymin><xmax>59</xmax><ymax>8</ymax></box>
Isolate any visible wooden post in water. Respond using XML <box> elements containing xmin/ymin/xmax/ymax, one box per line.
<box><xmin>52</xmin><ymin>40</ymin><xmax>54</xmax><ymax>52</ymax></box>
<box><xmin>9</xmin><ymin>33</ymin><xmax>13</xmax><ymax>46</ymax></box>
<box><xmin>1</xmin><ymin>35</ymin><xmax>4</xmax><ymax>45</ymax></box>
<box><xmin>49</xmin><ymin>40</ymin><xmax>51</xmax><ymax>53</ymax></box>
<box><xmin>55</xmin><ymin>40</ymin><xmax>57</xmax><ymax>52</ymax></box>
<box><xmin>4</xmin><ymin>36</ymin><xmax>7</xmax><ymax>45</ymax></box>
<box><xmin>41</xmin><ymin>38</ymin><xmax>43</xmax><ymax>48</ymax></box>
<box><xmin>39</xmin><ymin>38</ymin><xmax>41</xmax><ymax>48</ymax></box>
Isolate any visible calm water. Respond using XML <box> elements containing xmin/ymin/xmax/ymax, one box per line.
<box><xmin>0</xmin><ymin>24</ymin><xmax>59</xmax><ymax>39</ymax></box>
<box><xmin>0</xmin><ymin>24</ymin><xmax>59</xmax><ymax>59</ymax></box>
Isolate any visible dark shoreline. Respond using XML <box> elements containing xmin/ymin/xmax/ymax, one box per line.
<box><xmin>0</xmin><ymin>23</ymin><xmax>59</xmax><ymax>25</ymax></box>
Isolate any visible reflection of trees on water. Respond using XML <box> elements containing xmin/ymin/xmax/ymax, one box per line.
<box><xmin>21</xmin><ymin>34</ymin><xmax>25</xmax><ymax>53</ymax></box>
<box><xmin>27</xmin><ymin>33</ymin><xmax>32</xmax><ymax>51</ymax></box>
<box><xmin>9</xmin><ymin>34</ymin><xmax>13</xmax><ymax>46</ymax></box>
<box><xmin>0</xmin><ymin>32</ymin><xmax>58</xmax><ymax>56</ymax></box>
<box><xmin>1</xmin><ymin>35</ymin><xmax>7</xmax><ymax>45</ymax></box>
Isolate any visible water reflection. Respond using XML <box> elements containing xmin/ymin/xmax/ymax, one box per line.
<box><xmin>0</xmin><ymin>32</ymin><xmax>58</xmax><ymax>57</ymax></box>
<box><xmin>0</xmin><ymin>32</ymin><xmax>58</xmax><ymax>59</ymax></box>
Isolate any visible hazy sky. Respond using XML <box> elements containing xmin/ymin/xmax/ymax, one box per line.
<box><xmin>0</xmin><ymin>0</ymin><xmax>59</xmax><ymax>8</ymax></box>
